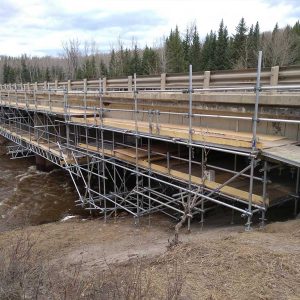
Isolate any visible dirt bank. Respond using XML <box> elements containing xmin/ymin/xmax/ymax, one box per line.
<box><xmin>0</xmin><ymin>215</ymin><xmax>299</xmax><ymax>299</ymax></box>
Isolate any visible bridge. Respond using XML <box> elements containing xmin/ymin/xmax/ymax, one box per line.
<box><xmin>1</xmin><ymin>53</ymin><xmax>300</xmax><ymax>230</ymax></box>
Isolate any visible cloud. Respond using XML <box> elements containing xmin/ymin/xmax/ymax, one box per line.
<box><xmin>267</xmin><ymin>0</ymin><xmax>300</xmax><ymax>5</ymax></box>
<box><xmin>0</xmin><ymin>0</ymin><xmax>299</xmax><ymax>57</ymax></box>
<box><xmin>0</xmin><ymin>1</ymin><xmax>19</xmax><ymax>23</ymax></box>
<box><xmin>23</xmin><ymin>10</ymin><xmax>165</xmax><ymax>32</ymax></box>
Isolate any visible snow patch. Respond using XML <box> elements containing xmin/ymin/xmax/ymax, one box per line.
<box><xmin>60</xmin><ymin>215</ymin><xmax>76</xmax><ymax>222</ymax></box>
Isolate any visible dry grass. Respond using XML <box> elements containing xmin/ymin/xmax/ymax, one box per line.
<box><xmin>0</xmin><ymin>218</ymin><xmax>299</xmax><ymax>299</ymax></box>
<box><xmin>0</xmin><ymin>234</ymin><xmax>44</xmax><ymax>299</ymax></box>
<box><xmin>0</xmin><ymin>232</ymin><xmax>185</xmax><ymax>299</ymax></box>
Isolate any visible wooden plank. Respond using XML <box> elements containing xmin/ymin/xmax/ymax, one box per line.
<box><xmin>78</xmin><ymin>142</ymin><xmax>264</xmax><ymax>205</ymax></box>
<box><xmin>1</xmin><ymin>100</ymin><xmax>95</xmax><ymax>116</ymax></box>
<box><xmin>100</xmin><ymin>117</ymin><xmax>294</xmax><ymax>149</ymax></box>
<box><xmin>263</xmin><ymin>144</ymin><xmax>300</xmax><ymax>167</ymax></box>
<box><xmin>0</xmin><ymin>126</ymin><xmax>62</xmax><ymax>157</ymax></box>
<box><xmin>73</xmin><ymin>117</ymin><xmax>260</xmax><ymax>148</ymax></box>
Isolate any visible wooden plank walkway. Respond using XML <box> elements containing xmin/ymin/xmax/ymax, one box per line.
<box><xmin>78</xmin><ymin>142</ymin><xmax>265</xmax><ymax>205</ymax></box>
<box><xmin>72</xmin><ymin>116</ymin><xmax>296</xmax><ymax>151</ymax></box>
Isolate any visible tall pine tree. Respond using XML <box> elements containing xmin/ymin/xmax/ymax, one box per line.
<box><xmin>292</xmin><ymin>20</ymin><xmax>300</xmax><ymax>63</ymax></box>
<box><xmin>189</xmin><ymin>25</ymin><xmax>201</xmax><ymax>71</ymax></box>
<box><xmin>20</xmin><ymin>56</ymin><xmax>31</xmax><ymax>83</ymax></box>
<box><xmin>130</xmin><ymin>45</ymin><xmax>142</xmax><ymax>75</ymax></box>
<box><xmin>99</xmin><ymin>59</ymin><xmax>108</xmax><ymax>77</ymax></box>
<box><xmin>215</xmin><ymin>19</ymin><xmax>230</xmax><ymax>70</ymax></box>
<box><xmin>201</xmin><ymin>31</ymin><xmax>217</xmax><ymax>70</ymax></box>
<box><xmin>142</xmin><ymin>46</ymin><xmax>159</xmax><ymax>75</ymax></box>
<box><xmin>247</xmin><ymin>22</ymin><xmax>260</xmax><ymax>67</ymax></box>
<box><xmin>109</xmin><ymin>49</ymin><xmax>118</xmax><ymax>77</ymax></box>
<box><xmin>182</xmin><ymin>28</ymin><xmax>191</xmax><ymax>65</ymax></box>
<box><xmin>165</xmin><ymin>26</ymin><xmax>186</xmax><ymax>73</ymax></box>
<box><xmin>232</xmin><ymin>18</ymin><xmax>248</xmax><ymax>67</ymax></box>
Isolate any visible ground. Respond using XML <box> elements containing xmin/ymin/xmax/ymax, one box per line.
<box><xmin>0</xmin><ymin>214</ymin><xmax>299</xmax><ymax>299</ymax></box>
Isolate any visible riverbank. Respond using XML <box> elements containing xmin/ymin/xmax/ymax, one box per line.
<box><xmin>0</xmin><ymin>214</ymin><xmax>299</xmax><ymax>299</ymax></box>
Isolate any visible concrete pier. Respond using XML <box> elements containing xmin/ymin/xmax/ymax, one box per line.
<box><xmin>35</xmin><ymin>155</ymin><xmax>55</xmax><ymax>172</ymax></box>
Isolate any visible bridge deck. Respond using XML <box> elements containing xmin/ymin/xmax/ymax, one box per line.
<box><xmin>72</xmin><ymin>116</ymin><xmax>297</xmax><ymax>151</ymax></box>
<box><xmin>263</xmin><ymin>144</ymin><xmax>300</xmax><ymax>167</ymax></box>
<box><xmin>1</xmin><ymin>96</ymin><xmax>299</xmax><ymax>165</ymax></box>
<box><xmin>0</xmin><ymin>100</ymin><xmax>95</xmax><ymax>116</ymax></box>
<box><xmin>0</xmin><ymin>125</ymin><xmax>65</xmax><ymax>160</ymax></box>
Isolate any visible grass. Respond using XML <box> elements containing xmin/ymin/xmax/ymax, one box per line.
<box><xmin>0</xmin><ymin>233</ymin><xmax>185</xmax><ymax>300</ymax></box>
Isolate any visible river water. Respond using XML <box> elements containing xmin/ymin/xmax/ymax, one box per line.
<box><xmin>0</xmin><ymin>154</ymin><xmax>84</xmax><ymax>231</ymax></box>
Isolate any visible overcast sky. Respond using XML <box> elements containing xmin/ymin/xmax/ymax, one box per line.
<box><xmin>0</xmin><ymin>0</ymin><xmax>299</xmax><ymax>57</ymax></box>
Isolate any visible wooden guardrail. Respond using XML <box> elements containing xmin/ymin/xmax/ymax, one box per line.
<box><xmin>1</xmin><ymin>65</ymin><xmax>300</xmax><ymax>92</ymax></box>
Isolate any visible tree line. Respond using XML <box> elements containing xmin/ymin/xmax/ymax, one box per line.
<box><xmin>1</xmin><ymin>18</ymin><xmax>300</xmax><ymax>84</ymax></box>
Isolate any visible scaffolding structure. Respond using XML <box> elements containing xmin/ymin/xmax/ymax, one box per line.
<box><xmin>0</xmin><ymin>51</ymin><xmax>299</xmax><ymax>230</ymax></box>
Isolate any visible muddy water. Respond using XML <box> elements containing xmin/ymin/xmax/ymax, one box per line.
<box><xmin>0</xmin><ymin>154</ymin><xmax>84</xmax><ymax>231</ymax></box>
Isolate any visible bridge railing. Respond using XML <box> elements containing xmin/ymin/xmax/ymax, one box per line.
<box><xmin>1</xmin><ymin>65</ymin><xmax>300</xmax><ymax>92</ymax></box>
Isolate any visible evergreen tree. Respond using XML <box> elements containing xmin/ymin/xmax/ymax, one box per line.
<box><xmin>189</xmin><ymin>25</ymin><xmax>201</xmax><ymax>71</ymax></box>
<box><xmin>292</xmin><ymin>20</ymin><xmax>300</xmax><ymax>35</ymax></box>
<box><xmin>123</xmin><ymin>48</ymin><xmax>131</xmax><ymax>76</ymax></box>
<box><xmin>130</xmin><ymin>45</ymin><xmax>142</xmax><ymax>75</ymax></box>
<box><xmin>76</xmin><ymin>67</ymin><xmax>84</xmax><ymax>79</ymax></box>
<box><xmin>182</xmin><ymin>28</ymin><xmax>191</xmax><ymax>65</ymax></box>
<box><xmin>201</xmin><ymin>31</ymin><xmax>217</xmax><ymax>70</ymax></box>
<box><xmin>232</xmin><ymin>18</ymin><xmax>248</xmax><ymax>67</ymax></box>
<box><xmin>247</xmin><ymin>22</ymin><xmax>260</xmax><ymax>67</ymax></box>
<box><xmin>8</xmin><ymin>65</ymin><xmax>16</xmax><ymax>83</ymax></box>
<box><xmin>31</xmin><ymin>65</ymin><xmax>40</xmax><ymax>82</ymax></box>
<box><xmin>109</xmin><ymin>49</ymin><xmax>118</xmax><ymax>77</ymax></box>
<box><xmin>254</xmin><ymin>21</ymin><xmax>260</xmax><ymax>50</ymax></box>
<box><xmin>44</xmin><ymin>67</ymin><xmax>51</xmax><ymax>81</ymax></box>
<box><xmin>272</xmin><ymin>22</ymin><xmax>279</xmax><ymax>40</ymax></box>
<box><xmin>99</xmin><ymin>59</ymin><xmax>108</xmax><ymax>77</ymax></box>
<box><xmin>292</xmin><ymin>20</ymin><xmax>300</xmax><ymax>63</ymax></box>
<box><xmin>165</xmin><ymin>26</ymin><xmax>186</xmax><ymax>72</ymax></box>
<box><xmin>215</xmin><ymin>19</ymin><xmax>230</xmax><ymax>70</ymax></box>
<box><xmin>142</xmin><ymin>46</ymin><xmax>159</xmax><ymax>75</ymax></box>
<box><xmin>3</xmin><ymin>61</ymin><xmax>10</xmax><ymax>83</ymax></box>
<box><xmin>82</xmin><ymin>56</ymin><xmax>97</xmax><ymax>79</ymax></box>
<box><xmin>20</xmin><ymin>56</ymin><xmax>31</xmax><ymax>83</ymax></box>
<box><xmin>83</xmin><ymin>58</ymin><xmax>90</xmax><ymax>79</ymax></box>
<box><xmin>90</xmin><ymin>55</ymin><xmax>97</xmax><ymax>78</ymax></box>
<box><xmin>118</xmin><ymin>45</ymin><xmax>125</xmax><ymax>76</ymax></box>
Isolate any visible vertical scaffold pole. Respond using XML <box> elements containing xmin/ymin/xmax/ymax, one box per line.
<box><xmin>188</xmin><ymin>64</ymin><xmax>193</xmax><ymax>232</ymax></box>
<box><xmin>247</xmin><ymin>50</ymin><xmax>262</xmax><ymax>231</ymax></box>
<box><xmin>261</xmin><ymin>160</ymin><xmax>268</xmax><ymax>227</ymax></box>
<box><xmin>294</xmin><ymin>168</ymin><xmax>299</xmax><ymax>216</ymax></box>
<box><xmin>99</xmin><ymin>78</ymin><xmax>102</xmax><ymax>126</ymax></box>
<box><xmin>134</xmin><ymin>73</ymin><xmax>140</xmax><ymax>224</ymax></box>
<box><xmin>84</xmin><ymin>78</ymin><xmax>87</xmax><ymax>122</ymax></box>
<box><xmin>99</xmin><ymin>78</ymin><xmax>107</xmax><ymax>221</ymax></box>
<box><xmin>113</xmin><ymin>131</ymin><xmax>117</xmax><ymax>220</ymax></box>
<box><xmin>147</xmin><ymin>136</ymin><xmax>151</xmax><ymax>225</ymax></box>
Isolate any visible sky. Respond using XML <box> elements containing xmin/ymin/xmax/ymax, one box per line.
<box><xmin>0</xmin><ymin>0</ymin><xmax>299</xmax><ymax>57</ymax></box>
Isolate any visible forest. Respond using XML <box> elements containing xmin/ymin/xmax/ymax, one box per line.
<box><xmin>0</xmin><ymin>18</ymin><xmax>299</xmax><ymax>84</ymax></box>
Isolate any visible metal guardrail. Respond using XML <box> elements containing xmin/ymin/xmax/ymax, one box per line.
<box><xmin>1</xmin><ymin>65</ymin><xmax>300</xmax><ymax>92</ymax></box>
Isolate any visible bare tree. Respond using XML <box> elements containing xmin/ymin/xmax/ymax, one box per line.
<box><xmin>170</xmin><ymin>146</ymin><xmax>210</xmax><ymax>247</ymax></box>
<box><xmin>262</xmin><ymin>26</ymin><xmax>300</xmax><ymax>67</ymax></box>
<box><xmin>62</xmin><ymin>39</ymin><xmax>81</xmax><ymax>79</ymax></box>
<box><xmin>154</xmin><ymin>36</ymin><xmax>167</xmax><ymax>73</ymax></box>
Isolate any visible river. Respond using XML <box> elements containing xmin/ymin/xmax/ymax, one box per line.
<box><xmin>0</xmin><ymin>154</ymin><xmax>84</xmax><ymax>231</ymax></box>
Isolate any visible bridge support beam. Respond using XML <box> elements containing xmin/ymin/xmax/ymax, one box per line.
<box><xmin>0</xmin><ymin>136</ymin><xmax>8</xmax><ymax>155</ymax></box>
<box><xmin>35</xmin><ymin>155</ymin><xmax>55</xmax><ymax>172</ymax></box>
